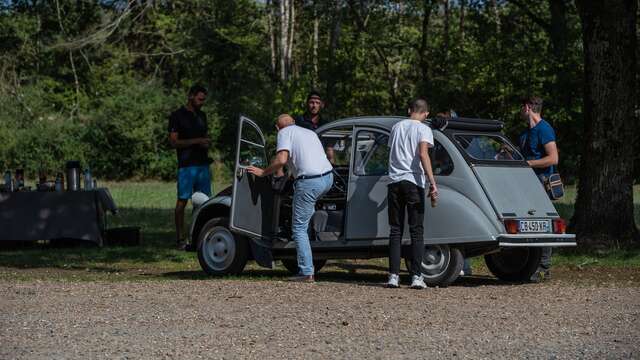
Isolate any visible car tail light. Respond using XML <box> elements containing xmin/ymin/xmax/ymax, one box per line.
<box><xmin>504</xmin><ymin>219</ymin><xmax>519</xmax><ymax>234</ymax></box>
<box><xmin>553</xmin><ymin>218</ymin><xmax>567</xmax><ymax>234</ymax></box>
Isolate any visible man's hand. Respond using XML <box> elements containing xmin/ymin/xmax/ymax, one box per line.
<box><xmin>246</xmin><ymin>166</ymin><xmax>265</xmax><ymax>177</ymax></box>
<box><xmin>429</xmin><ymin>183</ymin><xmax>439</xmax><ymax>200</ymax></box>
<box><xmin>197</xmin><ymin>137</ymin><xmax>211</xmax><ymax>148</ymax></box>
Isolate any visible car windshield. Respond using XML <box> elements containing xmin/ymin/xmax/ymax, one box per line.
<box><xmin>454</xmin><ymin>134</ymin><xmax>523</xmax><ymax>161</ymax></box>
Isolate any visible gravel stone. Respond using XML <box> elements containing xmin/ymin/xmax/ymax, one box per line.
<box><xmin>1</xmin><ymin>278</ymin><xmax>639</xmax><ymax>359</ymax></box>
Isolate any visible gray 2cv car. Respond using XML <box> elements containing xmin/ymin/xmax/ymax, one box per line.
<box><xmin>189</xmin><ymin>115</ymin><xmax>576</xmax><ymax>286</ymax></box>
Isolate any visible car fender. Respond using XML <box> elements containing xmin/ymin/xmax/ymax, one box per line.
<box><xmin>189</xmin><ymin>194</ymin><xmax>275</xmax><ymax>269</ymax></box>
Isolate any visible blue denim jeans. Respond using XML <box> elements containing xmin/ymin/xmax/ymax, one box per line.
<box><xmin>292</xmin><ymin>173</ymin><xmax>333</xmax><ymax>276</ymax></box>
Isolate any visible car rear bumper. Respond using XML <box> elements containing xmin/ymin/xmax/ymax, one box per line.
<box><xmin>497</xmin><ymin>233</ymin><xmax>576</xmax><ymax>247</ymax></box>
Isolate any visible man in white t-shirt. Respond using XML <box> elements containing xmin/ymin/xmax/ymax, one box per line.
<box><xmin>386</xmin><ymin>98</ymin><xmax>438</xmax><ymax>289</ymax></box>
<box><xmin>247</xmin><ymin>114</ymin><xmax>333</xmax><ymax>282</ymax></box>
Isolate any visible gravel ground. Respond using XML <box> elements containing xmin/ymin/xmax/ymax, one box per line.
<box><xmin>1</xmin><ymin>275</ymin><xmax>639</xmax><ymax>359</ymax></box>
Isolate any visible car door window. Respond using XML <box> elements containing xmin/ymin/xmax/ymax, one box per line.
<box><xmin>320</xmin><ymin>127</ymin><xmax>353</xmax><ymax>169</ymax></box>
<box><xmin>353</xmin><ymin>130</ymin><xmax>389</xmax><ymax>176</ymax></box>
<box><xmin>238</xmin><ymin>121</ymin><xmax>267</xmax><ymax>168</ymax></box>
<box><xmin>432</xmin><ymin>140</ymin><xmax>454</xmax><ymax>176</ymax></box>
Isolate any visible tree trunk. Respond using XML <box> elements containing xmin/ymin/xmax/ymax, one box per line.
<box><xmin>279</xmin><ymin>0</ymin><xmax>288</xmax><ymax>82</ymax></box>
<box><xmin>326</xmin><ymin>0</ymin><xmax>343</xmax><ymax>108</ymax></box>
<box><xmin>267</xmin><ymin>0</ymin><xmax>277</xmax><ymax>78</ymax></box>
<box><xmin>287</xmin><ymin>0</ymin><xmax>295</xmax><ymax>78</ymax></box>
<box><xmin>459</xmin><ymin>0</ymin><xmax>466</xmax><ymax>42</ymax></box>
<box><xmin>571</xmin><ymin>0</ymin><xmax>638</xmax><ymax>247</ymax></box>
<box><xmin>419</xmin><ymin>0</ymin><xmax>435</xmax><ymax>96</ymax></box>
<box><xmin>443</xmin><ymin>0</ymin><xmax>450</xmax><ymax>60</ymax></box>
<box><xmin>312</xmin><ymin>0</ymin><xmax>319</xmax><ymax>86</ymax></box>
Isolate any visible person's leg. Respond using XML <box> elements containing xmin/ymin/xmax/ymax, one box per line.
<box><xmin>539</xmin><ymin>247</ymin><xmax>552</xmax><ymax>271</ymax></box>
<box><xmin>406</xmin><ymin>182</ymin><xmax>425</xmax><ymax>277</ymax></box>
<box><xmin>291</xmin><ymin>178</ymin><xmax>323</xmax><ymax>276</ymax></box>
<box><xmin>387</xmin><ymin>182</ymin><xmax>405</xmax><ymax>275</ymax></box>
<box><xmin>175</xmin><ymin>167</ymin><xmax>195</xmax><ymax>244</ymax></box>
<box><xmin>462</xmin><ymin>258</ymin><xmax>473</xmax><ymax>275</ymax></box>
<box><xmin>193</xmin><ymin>165</ymin><xmax>212</xmax><ymax>196</ymax></box>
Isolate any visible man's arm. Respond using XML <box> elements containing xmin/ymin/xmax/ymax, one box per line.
<box><xmin>168</xmin><ymin>132</ymin><xmax>210</xmax><ymax>149</ymax></box>
<box><xmin>527</xmin><ymin>141</ymin><xmax>558</xmax><ymax>168</ymax></box>
<box><xmin>247</xmin><ymin>150</ymin><xmax>289</xmax><ymax>177</ymax></box>
<box><xmin>418</xmin><ymin>141</ymin><xmax>438</xmax><ymax>197</ymax></box>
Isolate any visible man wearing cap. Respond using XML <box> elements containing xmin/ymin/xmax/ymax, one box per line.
<box><xmin>247</xmin><ymin>114</ymin><xmax>333</xmax><ymax>282</ymax></box>
<box><xmin>295</xmin><ymin>91</ymin><xmax>328</xmax><ymax>130</ymax></box>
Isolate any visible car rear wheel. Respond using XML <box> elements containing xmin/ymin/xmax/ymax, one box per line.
<box><xmin>197</xmin><ymin>217</ymin><xmax>248</xmax><ymax>275</ymax></box>
<box><xmin>484</xmin><ymin>247</ymin><xmax>542</xmax><ymax>282</ymax></box>
<box><xmin>281</xmin><ymin>259</ymin><xmax>327</xmax><ymax>275</ymax></box>
<box><xmin>405</xmin><ymin>244</ymin><xmax>463</xmax><ymax>287</ymax></box>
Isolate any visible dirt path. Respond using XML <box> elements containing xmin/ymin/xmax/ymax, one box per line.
<box><xmin>1</xmin><ymin>275</ymin><xmax>639</xmax><ymax>359</ymax></box>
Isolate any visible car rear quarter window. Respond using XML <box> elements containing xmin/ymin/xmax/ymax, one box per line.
<box><xmin>454</xmin><ymin>134</ymin><xmax>523</xmax><ymax>162</ymax></box>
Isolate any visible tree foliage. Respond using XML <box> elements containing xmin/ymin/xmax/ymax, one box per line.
<box><xmin>0</xmin><ymin>0</ymin><xmax>632</xmax><ymax>185</ymax></box>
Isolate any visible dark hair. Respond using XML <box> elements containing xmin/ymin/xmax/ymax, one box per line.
<box><xmin>307</xmin><ymin>90</ymin><xmax>322</xmax><ymax>102</ymax></box>
<box><xmin>188</xmin><ymin>84</ymin><xmax>208</xmax><ymax>96</ymax></box>
<box><xmin>523</xmin><ymin>96</ymin><xmax>543</xmax><ymax>113</ymax></box>
<box><xmin>409</xmin><ymin>98</ymin><xmax>429</xmax><ymax>114</ymax></box>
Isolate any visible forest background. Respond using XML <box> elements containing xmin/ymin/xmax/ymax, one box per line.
<box><xmin>0</xmin><ymin>0</ymin><xmax>638</xmax><ymax>246</ymax></box>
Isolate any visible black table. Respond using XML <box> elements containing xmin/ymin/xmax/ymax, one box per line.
<box><xmin>0</xmin><ymin>189</ymin><xmax>117</xmax><ymax>246</ymax></box>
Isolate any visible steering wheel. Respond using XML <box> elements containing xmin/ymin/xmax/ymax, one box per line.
<box><xmin>331</xmin><ymin>168</ymin><xmax>347</xmax><ymax>193</ymax></box>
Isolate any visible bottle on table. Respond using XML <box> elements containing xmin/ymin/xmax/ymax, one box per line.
<box><xmin>3</xmin><ymin>170</ymin><xmax>12</xmax><ymax>192</ymax></box>
<box><xmin>83</xmin><ymin>168</ymin><xmax>93</xmax><ymax>191</ymax></box>
<box><xmin>55</xmin><ymin>173</ymin><xmax>64</xmax><ymax>192</ymax></box>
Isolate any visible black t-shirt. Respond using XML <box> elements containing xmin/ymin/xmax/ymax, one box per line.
<box><xmin>295</xmin><ymin>114</ymin><xmax>328</xmax><ymax>130</ymax></box>
<box><xmin>168</xmin><ymin>106</ymin><xmax>209</xmax><ymax>168</ymax></box>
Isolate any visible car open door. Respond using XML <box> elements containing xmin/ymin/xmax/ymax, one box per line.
<box><xmin>230</xmin><ymin>116</ymin><xmax>274</xmax><ymax>239</ymax></box>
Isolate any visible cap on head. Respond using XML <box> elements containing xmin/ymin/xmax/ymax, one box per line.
<box><xmin>188</xmin><ymin>84</ymin><xmax>207</xmax><ymax>97</ymax></box>
<box><xmin>307</xmin><ymin>90</ymin><xmax>322</xmax><ymax>103</ymax></box>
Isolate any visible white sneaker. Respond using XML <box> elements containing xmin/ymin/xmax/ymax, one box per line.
<box><xmin>410</xmin><ymin>275</ymin><xmax>427</xmax><ymax>289</ymax></box>
<box><xmin>386</xmin><ymin>273</ymin><xmax>400</xmax><ymax>288</ymax></box>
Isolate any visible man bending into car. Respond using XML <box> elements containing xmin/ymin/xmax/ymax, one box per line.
<box><xmin>247</xmin><ymin>114</ymin><xmax>333</xmax><ymax>282</ymax></box>
<box><xmin>386</xmin><ymin>98</ymin><xmax>438</xmax><ymax>289</ymax></box>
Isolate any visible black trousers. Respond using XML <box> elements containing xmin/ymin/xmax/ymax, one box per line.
<box><xmin>387</xmin><ymin>180</ymin><xmax>426</xmax><ymax>276</ymax></box>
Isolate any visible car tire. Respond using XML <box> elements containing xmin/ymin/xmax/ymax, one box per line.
<box><xmin>281</xmin><ymin>259</ymin><xmax>327</xmax><ymax>275</ymax></box>
<box><xmin>484</xmin><ymin>247</ymin><xmax>542</xmax><ymax>282</ymax></box>
<box><xmin>405</xmin><ymin>245</ymin><xmax>464</xmax><ymax>287</ymax></box>
<box><xmin>197</xmin><ymin>217</ymin><xmax>248</xmax><ymax>275</ymax></box>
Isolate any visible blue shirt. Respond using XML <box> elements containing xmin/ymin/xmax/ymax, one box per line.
<box><xmin>518</xmin><ymin>119</ymin><xmax>556</xmax><ymax>177</ymax></box>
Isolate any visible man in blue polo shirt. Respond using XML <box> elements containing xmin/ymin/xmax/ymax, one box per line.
<box><xmin>518</xmin><ymin>96</ymin><xmax>559</xmax><ymax>282</ymax></box>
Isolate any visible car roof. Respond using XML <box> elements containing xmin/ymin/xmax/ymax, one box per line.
<box><xmin>317</xmin><ymin>116</ymin><xmax>504</xmax><ymax>132</ymax></box>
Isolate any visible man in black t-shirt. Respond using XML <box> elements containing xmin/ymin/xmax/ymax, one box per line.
<box><xmin>168</xmin><ymin>85</ymin><xmax>211</xmax><ymax>249</ymax></box>
<box><xmin>294</xmin><ymin>91</ymin><xmax>328</xmax><ymax>130</ymax></box>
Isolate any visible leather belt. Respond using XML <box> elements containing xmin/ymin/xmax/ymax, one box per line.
<box><xmin>296</xmin><ymin>170</ymin><xmax>332</xmax><ymax>180</ymax></box>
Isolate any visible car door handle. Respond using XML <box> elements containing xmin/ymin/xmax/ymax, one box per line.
<box><xmin>236</xmin><ymin>167</ymin><xmax>245</xmax><ymax>180</ymax></box>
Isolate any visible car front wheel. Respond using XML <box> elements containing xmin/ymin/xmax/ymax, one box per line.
<box><xmin>484</xmin><ymin>247</ymin><xmax>542</xmax><ymax>282</ymax></box>
<box><xmin>197</xmin><ymin>217</ymin><xmax>248</xmax><ymax>275</ymax></box>
<box><xmin>405</xmin><ymin>244</ymin><xmax>464</xmax><ymax>287</ymax></box>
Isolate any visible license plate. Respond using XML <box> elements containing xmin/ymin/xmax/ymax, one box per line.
<box><xmin>518</xmin><ymin>220</ymin><xmax>551</xmax><ymax>233</ymax></box>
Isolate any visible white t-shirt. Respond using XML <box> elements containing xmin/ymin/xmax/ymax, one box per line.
<box><xmin>388</xmin><ymin>119</ymin><xmax>434</xmax><ymax>188</ymax></box>
<box><xmin>277</xmin><ymin>125</ymin><xmax>333</xmax><ymax>178</ymax></box>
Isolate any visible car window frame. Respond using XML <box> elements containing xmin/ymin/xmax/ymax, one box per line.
<box><xmin>352</xmin><ymin>128</ymin><xmax>390</xmax><ymax>177</ymax></box>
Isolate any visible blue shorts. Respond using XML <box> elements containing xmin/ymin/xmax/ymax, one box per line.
<box><xmin>177</xmin><ymin>165</ymin><xmax>212</xmax><ymax>200</ymax></box>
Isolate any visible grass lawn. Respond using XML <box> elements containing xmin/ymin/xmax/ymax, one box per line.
<box><xmin>0</xmin><ymin>182</ymin><xmax>638</xmax><ymax>282</ymax></box>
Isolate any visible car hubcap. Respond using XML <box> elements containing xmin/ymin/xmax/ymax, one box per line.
<box><xmin>421</xmin><ymin>245</ymin><xmax>450</xmax><ymax>278</ymax></box>
<box><xmin>202</xmin><ymin>228</ymin><xmax>236</xmax><ymax>271</ymax></box>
